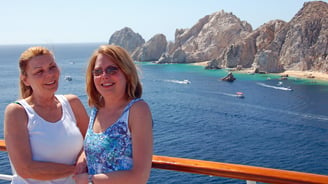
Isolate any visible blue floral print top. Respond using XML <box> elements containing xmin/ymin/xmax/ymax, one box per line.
<box><xmin>84</xmin><ymin>98</ymin><xmax>142</xmax><ymax>174</ymax></box>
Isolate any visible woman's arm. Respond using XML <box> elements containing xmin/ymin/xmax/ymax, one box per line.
<box><xmin>4</xmin><ymin>103</ymin><xmax>75</xmax><ymax>180</ymax></box>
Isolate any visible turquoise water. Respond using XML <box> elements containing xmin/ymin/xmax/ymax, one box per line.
<box><xmin>1</xmin><ymin>44</ymin><xmax>328</xmax><ymax>183</ymax></box>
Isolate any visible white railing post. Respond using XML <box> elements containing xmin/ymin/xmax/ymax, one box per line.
<box><xmin>0</xmin><ymin>174</ymin><xmax>13</xmax><ymax>181</ymax></box>
<box><xmin>246</xmin><ymin>180</ymin><xmax>257</xmax><ymax>184</ymax></box>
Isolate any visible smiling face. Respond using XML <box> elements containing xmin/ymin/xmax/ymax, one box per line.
<box><xmin>21</xmin><ymin>54</ymin><xmax>60</xmax><ymax>96</ymax></box>
<box><xmin>93</xmin><ymin>53</ymin><xmax>127</xmax><ymax>99</ymax></box>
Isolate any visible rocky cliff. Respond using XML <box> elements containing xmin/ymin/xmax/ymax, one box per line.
<box><xmin>108</xmin><ymin>1</ymin><xmax>328</xmax><ymax>73</ymax></box>
<box><xmin>278</xmin><ymin>1</ymin><xmax>328</xmax><ymax>72</ymax></box>
<box><xmin>131</xmin><ymin>34</ymin><xmax>167</xmax><ymax>61</ymax></box>
<box><xmin>158</xmin><ymin>10</ymin><xmax>253</xmax><ymax>64</ymax></box>
<box><xmin>108</xmin><ymin>27</ymin><xmax>145</xmax><ymax>54</ymax></box>
<box><xmin>219</xmin><ymin>19</ymin><xmax>287</xmax><ymax>73</ymax></box>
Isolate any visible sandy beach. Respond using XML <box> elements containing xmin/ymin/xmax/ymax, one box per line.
<box><xmin>278</xmin><ymin>70</ymin><xmax>328</xmax><ymax>81</ymax></box>
<box><xmin>191</xmin><ymin>61</ymin><xmax>328</xmax><ymax>82</ymax></box>
<box><xmin>192</xmin><ymin>61</ymin><xmax>210</xmax><ymax>66</ymax></box>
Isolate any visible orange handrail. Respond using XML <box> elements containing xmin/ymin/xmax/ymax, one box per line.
<box><xmin>0</xmin><ymin>140</ymin><xmax>5</xmax><ymax>152</ymax></box>
<box><xmin>1</xmin><ymin>139</ymin><xmax>328</xmax><ymax>183</ymax></box>
<box><xmin>152</xmin><ymin>155</ymin><xmax>328</xmax><ymax>184</ymax></box>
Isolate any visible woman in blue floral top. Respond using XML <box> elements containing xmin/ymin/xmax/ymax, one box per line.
<box><xmin>74</xmin><ymin>45</ymin><xmax>153</xmax><ymax>184</ymax></box>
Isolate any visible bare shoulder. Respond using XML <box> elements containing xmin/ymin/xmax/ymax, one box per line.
<box><xmin>64</xmin><ymin>94</ymin><xmax>87</xmax><ymax>112</ymax></box>
<box><xmin>129</xmin><ymin>100</ymin><xmax>152</xmax><ymax>122</ymax></box>
<box><xmin>131</xmin><ymin>100</ymin><xmax>151</xmax><ymax>112</ymax></box>
<box><xmin>4</xmin><ymin>102</ymin><xmax>27</xmax><ymax>126</ymax></box>
<box><xmin>5</xmin><ymin>102</ymin><xmax>26</xmax><ymax>117</ymax></box>
<box><xmin>129</xmin><ymin>100</ymin><xmax>153</xmax><ymax>133</ymax></box>
<box><xmin>64</xmin><ymin>94</ymin><xmax>79</xmax><ymax>102</ymax></box>
<box><xmin>64</xmin><ymin>94</ymin><xmax>83</xmax><ymax>106</ymax></box>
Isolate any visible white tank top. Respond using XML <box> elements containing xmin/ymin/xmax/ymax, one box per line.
<box><xmin>10</xmin><ymin>95</ymin><xmax>83</xmax><ymax>184</ymax></box>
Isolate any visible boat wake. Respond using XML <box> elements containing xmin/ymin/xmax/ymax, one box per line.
<box><xmin>238</xmin><ymin>102</ymin><xmax>328</xmax><ymax>122</ymax></box>
<box><xmin>219</xmin><ymin>92</ymin><xmax>244</xmax><ymax>98</ymax></box>
<box><xmin>164</xmin><ymin>79</ymin><xmax>191</xmax><ymax>84</ymax></box>
<box><xmin>256</xmin><ymin>82</ymin><xmax>292</xmax><ymax>91</ymax></box>
<box><xmin>199</xmin><ymin>90</ymin><xmax>328</xmax><ymax>123</ymax></box>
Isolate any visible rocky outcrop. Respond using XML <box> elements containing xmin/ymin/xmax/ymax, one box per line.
<box><xmin>158</xmin><ymin>10</ymin><xmax>253</xmax><ymax>63</ymax></box>
<box><xmin>215</xmin><ymin>1</ymin><xmax>328</xmax><ymax>73</ymax></box>
<box><xmin>108</xmin><ymin>1</ymin><xmax>328</xmax><ymax>73</ymax></box>
<box><xmin>219</xmin><ymin>20</ymin><xmax>287</xmax><ymax>73</ymax></box>
<box><xmin>252</xmin><ymin>20</ymin><xmax>287</xmax><ymax>73</ymax></box>
<box><xmin>206</xmin><ymin>1</ymin><xmax>328</xmax><ymax>73</ymax></box>
<box><xmin>278</xmin><ymin>1</ymin><xmax>328</xmax><ymax>72</ymax></box>
<box><xmin>205</xmin><ymin>59</ymin><xmax>222</xmax><ymax>69</ymax></box>
<box><xmin>108</xmin><ymin>27</ymin><xmax>145</xmax><ymax>54</ymax></box>
<box><xmin>131</xmin><ymin>34</ymin><xmax>167</xmax><ymax>61</ymax></box>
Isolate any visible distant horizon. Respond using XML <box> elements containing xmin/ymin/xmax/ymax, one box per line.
<box><xmin>0</xmin><ymin>0</ymin><xmax>326</xmax><ymax>45</ymax></box>
<box><xmin>0</xmin><ymin>41</ymin><xmax>107</xmax><ymax>46</ymax></box>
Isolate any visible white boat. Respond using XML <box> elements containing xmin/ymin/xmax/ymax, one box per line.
<box><xmin>182</xmin><ymin>79</ymin><xmax>191</xmax><ymax>84</ymax></box>
<box><xmin>64</xmin><ymin>75</ymin><xmax>72</xmax><ymax>81</ymax></box>
<box><xmin>165</xmin><ymin>79</ymin><xmax>191</xmax><ymax>84</ymax></box>
<box><xmin>257</xmin><ymin>82</ymin><xmax>292</xmax><ymax>91</ymax></box>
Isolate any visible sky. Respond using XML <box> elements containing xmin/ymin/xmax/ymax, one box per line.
<box><xmin>0</xmin><ymin>0</ymin><xmax>326</xmax><ymax>45</ymax></box>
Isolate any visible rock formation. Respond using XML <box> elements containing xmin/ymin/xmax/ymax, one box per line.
<box><xmin>213</xmin><ymin>1</ymin><xmax>328</xmax><ymax>73</ymax></box>
<box><xmin>131</xmin><ymin>34</ymin><xmax>167</xmax><ymax>61</ymax></box>
<box><xmin>218</xmin><ymin>20</ymin><xmax>287</xmax><ymax>73</ymax></box>
<box><xmin>108</xmin><ymin>1</ymin><xmax>328</xmax><ymax>73</ymax></box>
<box><xmin>108</xmin><ymin>27</ymin><xmax>145</xmax><ymax>54</ymax></box>
<box><xmin>158</xmin><ymin>10</ymin><xmax>253</xmax><ymax>63</ymax></box>
<box><xmin>278</xmin><ymin>1</ymin><xmax>328</xmax><ymax>72</ymax></box>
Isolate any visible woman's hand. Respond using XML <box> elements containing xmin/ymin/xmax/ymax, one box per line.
<box><xmin>74</xmin><ymin>152</ymin><xmax>87</xmax><ymax>174</ymax></box>
<box><xmin>73</xmin><ymin>172</ymin><xmax>89</xmax><ymax>184</ymax></box>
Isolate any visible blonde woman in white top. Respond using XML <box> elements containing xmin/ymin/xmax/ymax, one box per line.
<box><xmin>4</xmin><ymin>46</ymin><xmax>89</xmax><ymax>183</ymax></box>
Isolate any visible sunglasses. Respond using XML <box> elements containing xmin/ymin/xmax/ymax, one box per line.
<box><xmin>92</xmin><ymin>66</ymin><xmax>119</xmax><ymax>77</ymax></box>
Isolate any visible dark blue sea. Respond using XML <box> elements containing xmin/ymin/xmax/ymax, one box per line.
<box><xmin>1</xmin><ymin>43</ymin><xmax>328</xmax><ymax>183</ymax></box>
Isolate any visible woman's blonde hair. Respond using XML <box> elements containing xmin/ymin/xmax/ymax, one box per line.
<box><xmin>86</xmin><ymin>45</ymin><xmax>142</xmax><ymax>108</ymax></box>
<box><xmin>19</xmin><ymin>46</ymin><xmax>54</xmax><ymax>98</ymax></box>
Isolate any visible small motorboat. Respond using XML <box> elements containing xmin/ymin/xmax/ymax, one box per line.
<box><xmin>182</xmin><ymin>80</ymin><xmax>191</xmax><ymax>84</ymax></box>
<box><xmin>236</xmin><ymin>92</ymin><xmax>244</xmax><ymax>98</ymax></box>
<box><xmin>165</xmin><ymin>79</ymin><xmax>191</xmax><ymax>84</ymax></box>
<box><xmin>64</xmin><ymin>75</ymin><xmax>72</xmax><ymax>81</ymax></box>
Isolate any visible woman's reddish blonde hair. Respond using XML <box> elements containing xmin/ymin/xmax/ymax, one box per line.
<box><xmin>19</xmin><ymin>46</ymin><xmax>54</xmax><ymax>98</ymax></box>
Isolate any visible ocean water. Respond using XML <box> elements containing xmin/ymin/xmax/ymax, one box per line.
<box><xmin>0</xmin><ymin>43</ymin><xmax>328</xmax><ymax>183</ymax></box>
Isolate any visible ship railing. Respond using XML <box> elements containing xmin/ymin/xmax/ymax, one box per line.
<box><xmin>1</xmin><ymin>139</ymin><xmax>328</xmax><ymax>184</ymax></box>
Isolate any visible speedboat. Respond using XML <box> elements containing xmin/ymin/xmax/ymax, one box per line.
<box><xmin>64</xmin><ymin>75</ymin><xmax>72</xmax><ymax>81</ymax></box>
<box><xmin>182</xmin><ymin>80</ymin><xmax>191</xmax><ymax>84</ymax></box>
<box><xmin>236</xmin><ymin>92</ymin><xmax>244</xmax><ymax>98</ymax></box>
